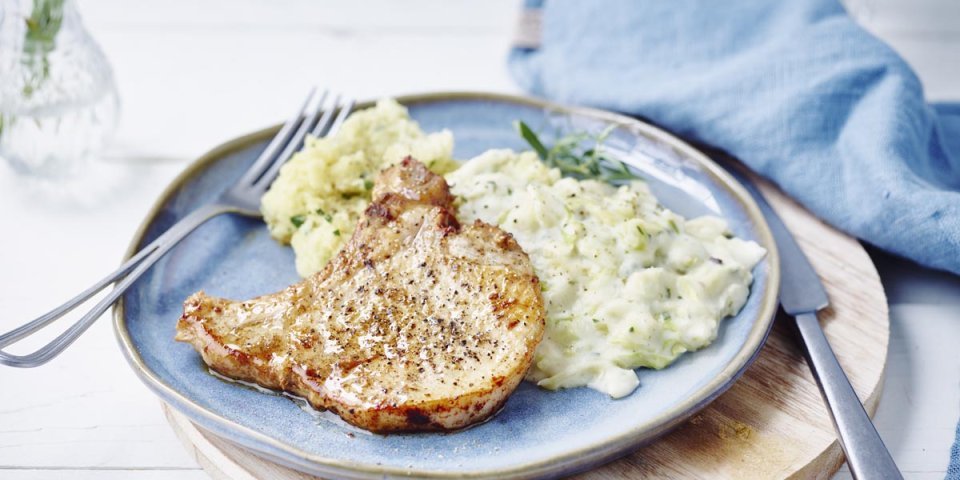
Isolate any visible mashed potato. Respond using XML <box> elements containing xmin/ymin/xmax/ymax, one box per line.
<box><xmin>261</xmin><ymin>99</ymin><xmax>457</xmax><ymax>276</ymax></box>
<box><xmin>446</xmin><ymin>150</ymin><xmax>765</xmax><ymax>398</ymax></box>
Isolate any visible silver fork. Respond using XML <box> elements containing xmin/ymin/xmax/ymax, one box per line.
<box><xmin>0</xmin><ymin>88</ymin><xmax>355</xmax><ymax>368</ymax></box>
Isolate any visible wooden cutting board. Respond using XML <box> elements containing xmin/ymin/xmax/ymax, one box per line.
<box><xmin>161</xmin><ymin>173</ymin><xmax>889</xmax><ymax>480</ymax></box>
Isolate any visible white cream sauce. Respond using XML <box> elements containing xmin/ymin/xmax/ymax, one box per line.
<box><xmin>446</xmin><ymin>150</ymin><xmax>765</xmax><ymax>398</ymax></box>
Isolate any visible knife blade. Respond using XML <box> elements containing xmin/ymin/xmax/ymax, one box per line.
<box><xmin>723</xmin><ymin>164</ymin><xmax>902</xmax><ymax>480</ymax></box>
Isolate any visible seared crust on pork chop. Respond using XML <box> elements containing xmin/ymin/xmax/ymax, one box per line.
<box><xmin>175</xmin><ymin>157</ymin><xmax>545</xmax><ymax>433</ymax></box>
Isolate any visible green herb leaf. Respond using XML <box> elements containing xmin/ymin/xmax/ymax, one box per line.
<box><xmin>315</xmin><ymin>207</ymin><xmax>332</xmax><ymax>222</ymax></box>
<box><xmin>515</xmin><ymin>121</ymin><xmax>643</xmax><ymax>184</ymax></box>
<box><xmin>515</xmin><ymin>121</ymin><xmax>549</xmax><ymax>160</ymax></box>
<box><xmin>333</xmin><ymin>229</ymin><xmax>341</xmax><ymax>237</ymax></box>
<box><xmin>22</xmin><ymin>0</ymin><xmax>64</xmax><ymax>98</ymax></box>
<box><xmin>290</xmin><ymin>214</ymin><xmax>306</xmax><ymax>228</ymax></box>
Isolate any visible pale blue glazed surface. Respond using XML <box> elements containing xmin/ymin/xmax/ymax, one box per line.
<box><xmin>118</xmin><ymin>95</ymin><xmax>775</xmax><ymax>479</ymax></box>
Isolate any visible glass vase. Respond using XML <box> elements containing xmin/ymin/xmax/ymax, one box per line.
<box><xmin>0</xmin><ymin>0</ymin><xmax>120</xmax><ymax>178</ymax></box>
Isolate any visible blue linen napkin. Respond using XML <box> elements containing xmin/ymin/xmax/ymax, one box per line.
<box><xmin>508</xmin><ymin>0</ymin><xmax>960</xmax><ymax>276</ymax></box>
<box><xmin>507</xmin><ymin>1</ymin><xmax>960</xmax><ymax>477</ymax></box>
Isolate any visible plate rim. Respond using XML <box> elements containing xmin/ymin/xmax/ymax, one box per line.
<box><xmin>113</xmin><ymin>91</ymin><xmax>780</xmax><ymax>479</ymax></box>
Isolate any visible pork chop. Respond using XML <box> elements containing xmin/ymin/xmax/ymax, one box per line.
<box><xmin>175</xmin><ymin>157</ymin><xmax>545</xmax><ymax>433</ymax></box>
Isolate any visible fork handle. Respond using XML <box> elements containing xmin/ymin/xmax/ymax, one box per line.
<box><xmin>794</xmin><ymin>311</ymin><xmax>902</xmax><ymax>480</ymax></box>
<box><xmin>0</xmin><ymin>204</ymin><xmax>231</xmax><ymax>368</ymax></box>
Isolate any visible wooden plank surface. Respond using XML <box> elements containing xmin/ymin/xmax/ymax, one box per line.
<box><xmin>160</xmin><ymin>170</ymin><xmax>890</xmax><ymax>479</ymax></box>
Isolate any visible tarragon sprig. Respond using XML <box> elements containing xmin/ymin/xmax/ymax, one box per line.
<box><xmin>515</xmin><ymin>120</ymin><xmax>642</xmax><ymax>184</ymax></box>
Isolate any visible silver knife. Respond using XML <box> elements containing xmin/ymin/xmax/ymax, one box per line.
<box><xmin>725</xmin><ymin>165</ymin><xmax>903</xmax><ymax>480</ymax></box>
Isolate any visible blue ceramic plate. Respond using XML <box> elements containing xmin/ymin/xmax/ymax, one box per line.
<box><xmin>115</xmin><ymin>93</ymin><xmax>779</xmax><ymax>479</ymax></box>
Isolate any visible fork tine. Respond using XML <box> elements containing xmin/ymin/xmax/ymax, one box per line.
<box><xmin>310</xmin><ymin>94</ymin><xmax>340</xmax><ymax>137</ymax></box>
<box><xmin>313</xmin><ymin>95</ymin><xmax>351</xmax><ymax>139</ymax></box>
<box><xmin>300</xmin><ymin>89</ymin><xmax>330</xmax><ymax>137</ymax></box>
<box><xmin>250</xmin><ymin>90</ymin><xmax>329</xmax><ymax>188</ymax></box>
<box><xmin>237</xmin><ymin>87</ymin><xmax>319</xmax><ymax>186</ymax></box>
<box><xmin>254</xmin><ymin>96</ymin><xmax>354</xmax><ymax>191</ymax></box>
<box><xmin>253</xmin><ymin>95</ymin><xmax>348</xmax><ymax>191</ymax></box>
<box><xmin>329</xmin><ymin>97</ymin><xmax>355</xmax><ymax>134</ymax></box>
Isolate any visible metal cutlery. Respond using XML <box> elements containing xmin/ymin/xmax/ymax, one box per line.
<box><xmin>0</xmin><ymin>88</ymin><xmax>354</xmax><ymax>368</ymax></box>
<box><xmin>723</xmin><ymin>163</ymin><xmax>902</xmax><ymax>480</ymax></box>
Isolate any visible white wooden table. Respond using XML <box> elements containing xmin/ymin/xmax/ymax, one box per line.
<box><xmin>0</xmin><ymin>1</ymin><xmax>957</xmax><ymax>478</ymax></box>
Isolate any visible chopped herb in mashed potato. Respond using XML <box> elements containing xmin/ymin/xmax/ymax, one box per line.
<box><xmin>261</xmin><ymin>99</ymin><xmax>458</xmax><ymax>276</ymax></box>
<box><xmin>262</xmin><ymin>100</ymin><xmax>765</xmax><ymax>399</ymax></box>
<box><xmin>446</xmin><ymin>150</ymin><xmax>765</xmax><ymax>398</ymax></box>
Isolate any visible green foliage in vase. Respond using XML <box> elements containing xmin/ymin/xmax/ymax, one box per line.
<box><xmin>22</xmin><ymin>0</ymin><xmax>65</xmax><ymax>97</ymax></box>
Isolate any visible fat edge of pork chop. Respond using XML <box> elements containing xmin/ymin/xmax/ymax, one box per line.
<box><xmin>175</xmin><ymin>157</ymin><xmax>545</xmax><ymax>433</ymax></box>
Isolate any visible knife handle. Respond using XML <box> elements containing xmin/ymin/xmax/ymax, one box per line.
<box><xmin>794</xmin><ymin>312</ymin><xmax>902</xmax><ymax>480</ymax></box>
